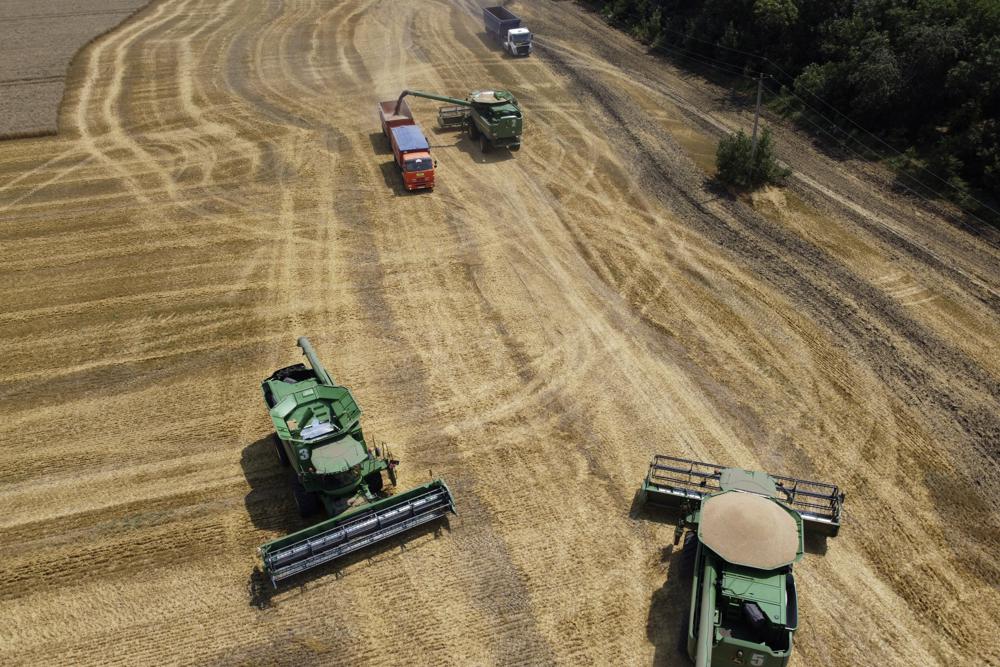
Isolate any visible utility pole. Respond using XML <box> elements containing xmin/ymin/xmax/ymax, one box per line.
<box><xmin>750</xmin><ymin>71</ymin><xmax>764</xmax><ymax>162</ymax></box>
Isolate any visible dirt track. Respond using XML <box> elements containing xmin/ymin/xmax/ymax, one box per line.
<box><xmin>1</xmin><ymin>1</ymin><xmax>998</xmax><ymax>665</ymax></box>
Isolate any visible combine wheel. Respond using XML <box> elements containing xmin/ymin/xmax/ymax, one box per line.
<box><xmin>273</xmin><ymin>435</ymin><xmax>290</xmax><ymax>467</ymax></box>
<box><xmin>480</xmin><ymin>135</ymin><xmax>491</xmax><ymax>153</ymax></box>
<box><xmin>510</xmin><ymin>143</ymin><xmax>521</xmax><ymax>152</ymax></box>
<box><xmin>364</xmin><ymin>470</ymin><xmax>384</xmax><ymax>494</ymax></box>
<box><xmin>468</xmin><ymin>121</ymin><xmax>480</xmax><ymax>139</ymax></box>
<box><xmin>292</xmin><ymin>478</ymin><xmax>321</xmax><ymax>517</ymax></box>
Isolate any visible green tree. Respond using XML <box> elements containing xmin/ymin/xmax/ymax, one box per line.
<box><xmin>754</xmin><ymin>0</ymin><xmax>799</xmax><ymax>33</ymax></box>
<box><xmin>716</xmin><ymin>127</ymin><xmax>791</xmax><ymax>189</ymax></box>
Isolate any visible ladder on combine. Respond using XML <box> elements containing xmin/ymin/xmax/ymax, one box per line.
<box><xmin>642</xmin><ymin>455</ymin><xmax>845</xmax><ymax>536</ymax></box>
<box><xmin>260</xmin><ymin>481</ymin><xmax>455</xmax><ymax>585</ymax></box>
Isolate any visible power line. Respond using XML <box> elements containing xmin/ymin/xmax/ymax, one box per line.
<box><xmin>761</xmin><ymin>58</ymin><xmax>1000</xmax><ymax>219</ymax></box>
<box><xmin>760</xmin><ymin>80</ymin><xmax>1000</xmax><ymax>234</ymax></box>
<box><xmin>655</xmin><ymin>24</ymin><xmax>767</xmax><ymax>62</ymax></box>
<box><xmin>764</xmin><ymin>80</ymin><xmax>1000</xmax><ymax>221</ymax></box>
<box><xmin>652</xmin><ymin>42</ymin><xmax>758</xmax><ymax>79</ymax></box>
<box><xmin>643</xmin><ymin>23</ymin><xmax>999</xmax><ymax>218</ymax></box>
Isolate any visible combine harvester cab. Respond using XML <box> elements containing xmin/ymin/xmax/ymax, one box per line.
<box><xmin>258</xmin><ymin>337</ymin><xmax>455</xmax><ymax>586</ymax></box>
<box><xmin>640</xmin><ymin>455</ymin><xmax>845</xmax><ymax>666</ymax></box>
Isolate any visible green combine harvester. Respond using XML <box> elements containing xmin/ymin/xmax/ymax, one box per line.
<box><xmin>394</xmin><ymin>88</ymin><xmax>523</xmax><ymax>152</ymax></box>
<box><xmin>257</xmin><ymin>337</ymin><xmax>456</xmax><ymax>586</ymax></box>
<box><xmin>640</xmin><ymin>455</ymin><xmax>845</xmax><ymax>667</ymax></box>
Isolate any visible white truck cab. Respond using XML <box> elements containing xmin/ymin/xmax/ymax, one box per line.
<box><xmin>505</xmin><ymin>27</ymin><xmax>533</xmax><ymax>56</ymax></box>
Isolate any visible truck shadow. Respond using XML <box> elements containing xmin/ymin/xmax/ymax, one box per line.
<box><xmin>367</xmin><ymin>131</ymin><xmax>391</xmax><ymax>155</ymax></box>
<box><xmin>473</xmin><ymin>31</ymin><xmax>523</xmax><ymax>59</ymax></box>
<box><xmin>377</xmin><ymin>161</ymin><xmax>436</xmax><ymax>196</ymax></box>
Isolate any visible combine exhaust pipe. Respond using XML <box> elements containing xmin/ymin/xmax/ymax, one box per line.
<box><xmin>260</xmin><ymin>480</ymin><xmax>455</xmax><ymax>586</ymax></box>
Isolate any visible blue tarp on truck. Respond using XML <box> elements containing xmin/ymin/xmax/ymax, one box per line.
<box><xmin>390</xmin><ymin>125</ymin><xmax>430</xmax><ymax>152</ymax></box>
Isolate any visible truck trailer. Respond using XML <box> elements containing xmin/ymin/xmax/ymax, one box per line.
<box><xmin>483</xmin><ymin>6</ymin><xmax>532</xmax><ymax>56</ymax></box>
<box><xmin>377</xmin><ymin>99</ymin><xmax>436</xmax><ymax>191</ymax></box>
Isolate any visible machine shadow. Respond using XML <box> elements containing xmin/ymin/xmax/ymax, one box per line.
<box><xmin>630</xmin><ymin>490</ymin><xmax>691</xmax><ymax>665</ymax></box>
<box><xmin>646</xmin><ymin>541</ymin><xmax>695</xmax><ymax>666</ymax></box>
<box><xmin>241</xmin><ymin>436</ymin><xmax>454</xmax><ymax>609</ymax></box>
<box><xmin>241</xmin><ymin>434</ymin><xmax>311</xmax><ymax>535</ymax></box>
<box><xmin>247</xmin><ymin>518</ymin><xmax>453</xmax><ymax>609</ymax></box>
<box><xmin>804</xmin><ymin>531</ymin><xmax>829</xmax><ymax>556</ymax></box>
<box><xmin>453</xmin><ymin>134</ymin><xmax>517</xmax><ymax>164</ymax></box>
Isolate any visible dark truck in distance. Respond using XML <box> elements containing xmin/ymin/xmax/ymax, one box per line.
<box><xmin>377</xmin><ymin>98</ymin><xmax>436</xmax><ymax>191</ymax></box>
<box><xmin>483</xmin><ymin>6</ymin><xmax>532</xmax><ymax>56</ymax></box>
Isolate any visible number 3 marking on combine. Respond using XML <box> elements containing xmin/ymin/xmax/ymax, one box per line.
<box><xmin>750</xmin><ymin>655</ymin><xmax>765</xmax><ymax>666</ymax></box>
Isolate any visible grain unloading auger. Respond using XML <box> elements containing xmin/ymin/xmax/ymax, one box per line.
<box><xmin>639</xmin><ymin>455</ymin><xmax>845</xmax><ymax>667</ymax></box>
<box><xmin>394</xmin><ymin>88</ymin><xmax>523</xmax><ymax>152</ymax></box>
<box><xmin>257</xmin><ymin>338</ymin><xmax>455</xmax><ymax>586</ymax></box>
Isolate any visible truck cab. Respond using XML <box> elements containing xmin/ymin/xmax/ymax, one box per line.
<box><xmin>400</xmin><ymin>150</ymin><xmax>435</xmax><ymax>191</ymax></box>
<box><xmin>505</xmin><ymin>27</ymin><xmax>532</xmax><ymax>56</ymax></box>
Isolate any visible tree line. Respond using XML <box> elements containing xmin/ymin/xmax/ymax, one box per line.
<box><xmin>596</xmin><ymin>0</ymin><xmax>1000</xmax><ymax>220</ymax></box>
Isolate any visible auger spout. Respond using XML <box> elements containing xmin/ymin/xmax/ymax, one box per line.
<box><xmin>395</xmin><ymin>89</ymin><xmax>470</xmax><ymax>114</ymax></box>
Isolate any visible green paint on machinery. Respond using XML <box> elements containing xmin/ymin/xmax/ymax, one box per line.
<box><xmin>257</xmin><ymin>337</ymin><xmax>456</xmax><ymax>586</ymax></box>
<box><xmin>395</xmin><ymin>88</ymin><xmax>523</xmax><ymax>152</ymax></box>
<box><xmin>640</xmin><ymin>455</ymin><xmax>845</xmax><ymax>667</ymax></box>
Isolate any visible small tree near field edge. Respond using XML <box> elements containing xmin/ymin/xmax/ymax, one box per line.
<box><xmin>716</xmin><ymin>127</ymin><xmax>791</xmax><ymax>190</ymax></box>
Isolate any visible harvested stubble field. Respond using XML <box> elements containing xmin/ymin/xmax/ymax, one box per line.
<box><xmin>1</xmin><ymin>0</ymin><xmax>998</xmax><ymax>665</ymax></box>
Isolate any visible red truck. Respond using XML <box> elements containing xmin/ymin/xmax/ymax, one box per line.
<box><xmin>377</xmin><ymin>98</ymin><xmax>436</xmax><ymax>191</ymax></box>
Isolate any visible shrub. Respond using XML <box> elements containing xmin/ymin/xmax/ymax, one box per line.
<box><xmin>716</xmin><ymin>127</ymin><xmax>791</xmax><ymax>190</ymax></box>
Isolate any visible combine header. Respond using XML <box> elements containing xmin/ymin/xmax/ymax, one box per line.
<box><xmin>640</xmin><ymin>455</ymin><xmax>845</xmax><ymax>667</ymax></box>
<box><xmin>258</xmin><ymin>337</ymin><xmax>455</xmax><ymax>586</ymax></box>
